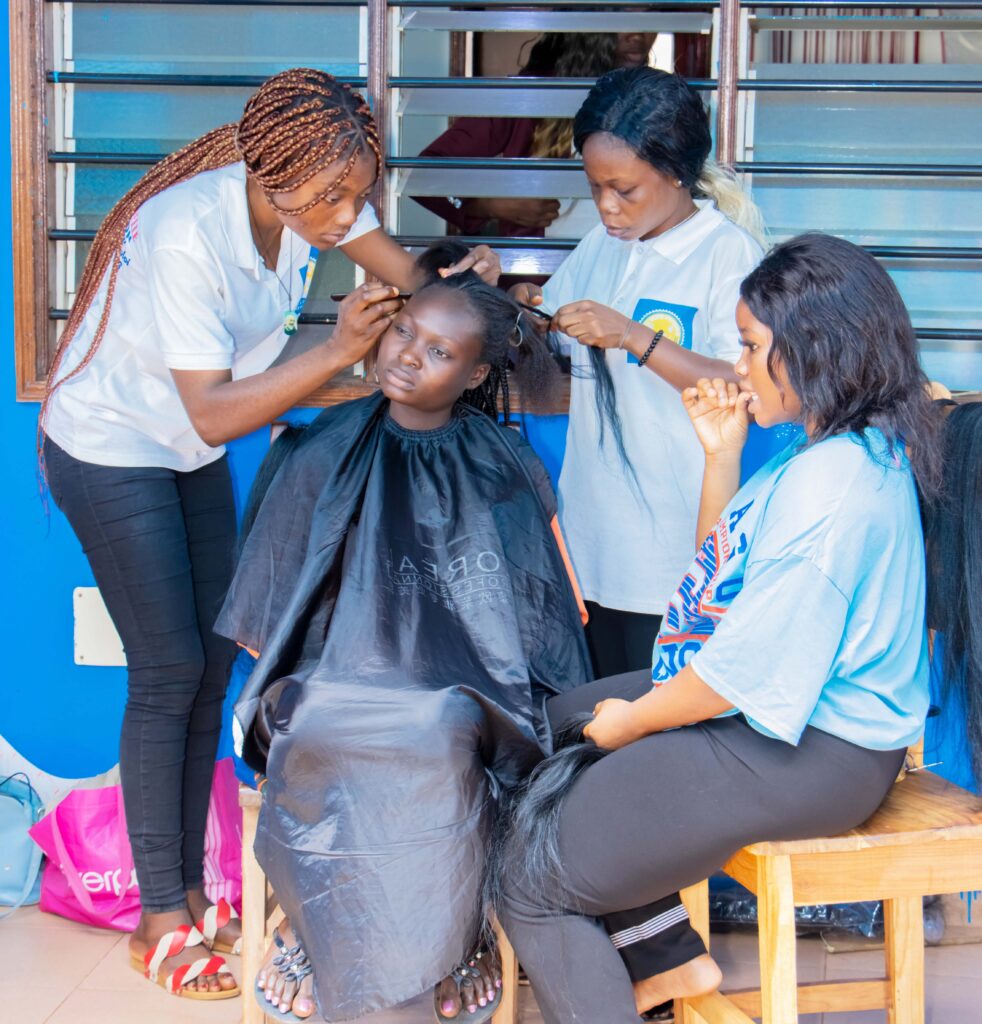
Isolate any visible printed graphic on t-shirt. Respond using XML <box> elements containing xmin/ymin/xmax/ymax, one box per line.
<box><xmin>627</xmin><ymin>298</ymin><xmax>698</xmax><ymax>361</ymax></box>
<box><xmin>119</xmin><ymin>212</ymin><xmax>140</xmax><ymax>268</ymax></box>
<box><xmin>652</xmin><ymin>498</ymin><xmax>753</xmax><ymax>683</ymax></box>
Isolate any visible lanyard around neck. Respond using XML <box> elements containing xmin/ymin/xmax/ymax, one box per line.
<box><xmin>283</xmin><ymin>246</ymin><xmax>319</xmax><ymax>336</ymax></box>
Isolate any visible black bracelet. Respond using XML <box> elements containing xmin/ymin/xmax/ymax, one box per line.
<box><xmin>637</xmin><ymin>329</ymin><xmax>664</xmax><ymax>367</ymax></box>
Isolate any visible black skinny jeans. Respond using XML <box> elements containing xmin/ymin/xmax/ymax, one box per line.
<box><xmin>45</xmin><ymin>437</ymin><xmax>238</xmax><ymax>914</ymax></box>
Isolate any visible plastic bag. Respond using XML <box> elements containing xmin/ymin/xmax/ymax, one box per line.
<box><xmin>30</xmin><ymin>758</ymin><xmax>241</xmax><ymax>931</ymax></box>
<box><xmin>709</xmin><ymin>875</ymin><xmax>883</xmax><ymax>938</ymax></box>
<box><xmin>0</xmin><ymin>772</ymin><xmax>44</xmax><ymax>915</ymax></box>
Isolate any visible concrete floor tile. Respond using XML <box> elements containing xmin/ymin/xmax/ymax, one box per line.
<box><xmin>0</xmin><ymin>987</ymin><xmax>71</xmax><ymax>1024</ymax></box>
<box><xmin>0</xmin><ymin>917</ymin><xmax>121</xmax><ymax>992</ymax></box>
<box><xmin>925</xmin><ymin>971</ymin><xmax>982</xmax><ymax>1024</ymax></box>
<box><xmin>824</xmin><ymin>949</ymin><xmax>889</xmax><ymax>979</ymax></box>
<box><xmin>7</xmin><ymin>905</ymin><xmax>979</xmax><ymax>1023</ymax></box>
<box><xmin>43</xmin><ymin>988</ymin><xmax>242</xmax><ymax>1024</ymax></box>
<box><xmin>924</xmin><ymin>942</ymin><xmax>982</xmax><ymax>979</ymax></box>
<box><xmin>709</xmin><ymin>929</ymin><xmax>761</xmax><ymax>964</ymax></box>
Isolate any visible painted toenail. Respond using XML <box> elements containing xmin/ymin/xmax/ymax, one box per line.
<box><xmin>468</xmin><ymin>1005</ymin><xmax>478</xmax><ymax>1013</ymax></box>
<box><xmin>442</xmin><ymin>1001</ymin><xmax>456</xmax><ymax>1013</ymax></box>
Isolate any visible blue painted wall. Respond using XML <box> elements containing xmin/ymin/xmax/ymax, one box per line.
<box><xmin>0</xmin><ymin>0</ymin><xmax>279</xmax><ymax>776</ymax></box>
<box><xmin>2</xmin><ymin>10</ymin><xmax>130</xmax><ymax>780</ymax></box>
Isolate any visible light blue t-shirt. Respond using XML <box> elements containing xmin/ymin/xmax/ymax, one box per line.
<box><xmin>652</xmin><ymin>429</ymin><xmax>929</xmax><ymax>750</ymax></box>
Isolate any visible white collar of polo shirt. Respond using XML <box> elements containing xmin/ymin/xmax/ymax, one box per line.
<box><xmin>220</xmin><ymin>161</ymin><xmax>303</xmax><ymax>279</ymax></box>
<box><xmin>634</xmin><ymin>199</ymin><xmax>724</xmax><ymax>266</ymax></box>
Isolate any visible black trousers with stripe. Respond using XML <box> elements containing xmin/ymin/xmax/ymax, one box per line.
<box><xmin>501</xmin><ymin>670</ymin><xmax>907</xmax><ymax>1024</ymax></box>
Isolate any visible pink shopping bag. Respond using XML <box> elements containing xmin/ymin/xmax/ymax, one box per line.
<box><xmin>202</xmin><ymin>757</ymin><xmax>243</xmax><ymax>912</ymax></box>
<box><xmin>29</xmin><ymin>758</ymin><xmax>242</xmax><ymax>931</ymax></box>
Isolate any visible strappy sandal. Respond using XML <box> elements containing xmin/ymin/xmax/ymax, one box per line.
<box><xmin>130</xmin><ymin>923</ymin><xmax>239</xmax><ymax>1000</ymax></box>
<box><xmin>434</xmin><ymin>949</ymin><xmax>502</xmax><ymax>1024</ymax></box>
<box><xmin>254</xmin><ymin>925</ymin><xmax>315</xmax><ymax>1022</ymax></box>
<box><xmin>195</xmin><ymin>897</ymin><xmax>243</xmax><ymax>955</ymax></box>
<box><xmin>641</xmin><ymin>1001</ymin><xmax>675</xmax><ymax>1022</ymax></box>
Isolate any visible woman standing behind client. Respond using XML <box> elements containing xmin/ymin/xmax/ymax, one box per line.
<box><xmin>517</xmin><ymin>68</ymin><xmax>764</xmax><ymax>677</ymax></box>
<box><xmin>40</xmin><ymin>68</ymin><xmax>496</xmax><ymax>1001</ymax></box>
<box><xmin>500</xmin><ymin>234</ymin><xmax>943</xmax><ymax>1023</ymax></box>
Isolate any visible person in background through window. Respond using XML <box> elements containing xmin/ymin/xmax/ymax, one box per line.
<box><xmin>412</xmin><ymin>32</ymin><xmax>656</xmax><ymax>237</ymax></box>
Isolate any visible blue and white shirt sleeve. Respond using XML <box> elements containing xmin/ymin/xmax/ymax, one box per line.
<box><xmin>689</xmin><ymin>448</ymin><xmax>865</xmax><ymax>745</ymax></box>
<box><xmin>690</xmin><ymin>554</ymin><xmax>849</xmax><ymax>744</ymax></box>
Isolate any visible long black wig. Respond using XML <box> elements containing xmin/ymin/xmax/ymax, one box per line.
<box><xmin>924</xmin><ymin>401</ymin><xmax>982</xmax><ymax>785</ymax></box>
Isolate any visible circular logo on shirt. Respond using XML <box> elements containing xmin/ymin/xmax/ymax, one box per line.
<box><xmin>639</xmin><ymin>309</ymin><xmax>685</xmax><ymax>346</ymax></box>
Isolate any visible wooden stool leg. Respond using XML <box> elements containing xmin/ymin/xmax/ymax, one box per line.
<box><xmin>677</xmin><ymin>881</ymin><xmax>712</xmax><ymax>1024</ymax></box>
<box><xmin>884</xmin><ymin>896</ymin><xmax>925</xmax><ymax>1024</ymax></box>
<box><xmin>492</xmin><ymin>918</ymin><xmax>520</xmax><ymax>1024</ymax></box>
<box><xmin>241</xmin><ymin>797</ymin><xmax>269</xmax><ymax>1024</ymax></box>
<box><xmin>757</xmin><ymin>855</ymin><xmax>798</xmax><ymax>1024</ymax></box>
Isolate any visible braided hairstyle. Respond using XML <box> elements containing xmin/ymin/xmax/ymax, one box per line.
<box><xmin>924</xmin><ymin>402</ymin><xmax>982</xmax><ymax>786</ymax></box>
<box><xmin>239</xmin><ymin>245</ymin><xmax>559</xmax><ymax>544</ymax></box>
<box><xmin>40</xmin><ymin>68</ymin><xmax>381</xmax><ymax>433</ymax></box>
<box><xmin>413</xmin><ymin>241</ymin><xmax>559</xmax><ymax>424</ymax></box>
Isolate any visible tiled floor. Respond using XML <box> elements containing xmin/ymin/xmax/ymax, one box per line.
<box><xmin>4</xmin><ymin>905</ymin><xmax>981</xmax><ymax>1023</ymax></box>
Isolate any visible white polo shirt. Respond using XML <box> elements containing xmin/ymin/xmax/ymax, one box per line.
<box><xmin>542</xmin><ymin>201</ymin><xmax>763</xmax><ymax>615</ymax></box>
<box><xmin>44</xmin><ymin>161</ymin><xmax>379</xmax><ymax>471</ymax></box>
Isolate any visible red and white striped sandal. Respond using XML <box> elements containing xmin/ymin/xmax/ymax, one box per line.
<box><xmin>195</xmin><ymin>897</ymin><xmax>243</xmax><ymax>955</ymax></box>
<box><xmin>130</xmin><ymin>923</ymin><xmax>240</xmax><ymax>1000</ymax></box>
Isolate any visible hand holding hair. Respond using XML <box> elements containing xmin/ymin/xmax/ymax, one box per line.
<box><xmin>682</xmin><ymin>377</ymin><xmax>751</xmax><ymax>459</ymax></box>
<box><xmin>507</xmin><ymin>283</ymin><xmax>552</xmax><ymax>330</ymax></box>
<box><xmin>439</xmin><ymin>244</ymin><xmax>502</xmax><ymax>286</ymax></box>
<box><xmin>585</xmin><ymin>667</ymin><xmax>735</xmax><ymax>751</ymax></box>
<box><xmin>329</xmin><ymin>283</ymin><xmax>404</xmax><ymax>367</ymax></box>
<box><xmin>583</xmin><ymin>698</ymin><xmax>646</xmax><ymax>751</ymax></box>
<box><xmin>553</xmin><ymin>301</ymin><xmax>641</xmax><ymax>352</ymax></box>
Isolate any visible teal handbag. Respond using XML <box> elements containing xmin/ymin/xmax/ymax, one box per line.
<box><xmin>0</xmin><ymin>772</ymin><xmax>44</xmax><ymax>918</ymax></box>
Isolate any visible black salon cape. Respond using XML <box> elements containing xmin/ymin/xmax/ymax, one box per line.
<box><xmin>216</xmin><ymin>393</ymin><xmax>591</xmax><ymax>1021</ymax></box>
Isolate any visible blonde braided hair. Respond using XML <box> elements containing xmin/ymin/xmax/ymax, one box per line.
<box><xmin>40</xmin><ymin>68</ymin><xmax>380</xmax><ymax>441</ymax></box>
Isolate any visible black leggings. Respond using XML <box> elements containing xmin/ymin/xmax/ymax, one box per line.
<box><xmin>584</xmin><ymin>601</ymin><xmax>662</xmax><ymax>679</ymax></box>
<box><xmin>45</xmin><ymin>437</ymin><xmax>237</xmax><ymax>914</ymax></box>
<box><xmin>503</xmin><ymin>669</ymin><xmax>906</xmax><ymax>1024</ymax></box>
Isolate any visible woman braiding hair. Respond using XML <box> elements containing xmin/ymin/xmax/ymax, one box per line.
<box><xmin>40</xmin><ymin>67</ymin><xmax>499</xmax><ymax>1003</ymax></box>
<box><xmin>44</xmin><ymin>68</ymin><xmax>381</xmax><ymax>412</ymax></box>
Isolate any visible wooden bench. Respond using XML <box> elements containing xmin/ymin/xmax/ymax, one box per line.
<box><xmin>239</xmin><ymin>786</ymin><xmax>520</xmax><ymax>1024</ymax></box>
<box><xmin>676</xmin><ymin>769</ymin><xmax>982</xmax><ymax>1024</ymax></box>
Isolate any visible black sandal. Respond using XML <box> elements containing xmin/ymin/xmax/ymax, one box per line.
<box><xmin>434</xmin><ymin>949</ymin><xmax>502</xmax><ymax>1023</ymax></box>
<box><xmin>255</xmin><ymin>926</ymin><xmax>315</xmax><ymax>1023</ymax></box>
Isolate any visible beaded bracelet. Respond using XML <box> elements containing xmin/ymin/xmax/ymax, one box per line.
<box><xmin>637</xmin><ymin>329</ymin><xmax>664</xmax><ymax>367</ymax></box>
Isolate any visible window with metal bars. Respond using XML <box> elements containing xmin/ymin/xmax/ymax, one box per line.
<box><xmin>10</xmin><ymin>0</ymin><xmax>981</xmax><ymax>401</ymax></box>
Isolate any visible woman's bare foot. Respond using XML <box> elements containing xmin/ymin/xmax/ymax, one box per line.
<box><xmin>257</xmin><ymin>917</ymin><xmax>315</xmax><ymax>1019</ymax></box>
<box><xmin>435</xmin><ymin>950</ymin><xmax>501</xmax><ymax>1019</ymax></box>
<box><xmin>633</xmin><ymin>954</ymin><xmax>722</xmax><ymax>1015</ymax></box>
<box><xmin>129</xmin><ymin>909</ymin><xmax>238</xmax><ymax>994</ymax></box>
<box><xmin>186</xmin><ymin>888</ymin><xmax>242</xmax><ymax>951</ymax></box>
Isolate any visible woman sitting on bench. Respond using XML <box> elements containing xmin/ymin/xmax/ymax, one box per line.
<box><xmin>496</xmin><ymin>233</ymin><xmax>944</xmax><ymax>1024</ymax></box>
<box><xmin>217</xmin><ymin>242</ymin><xmax>592</xmax><ymax>1022</ymax></box>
